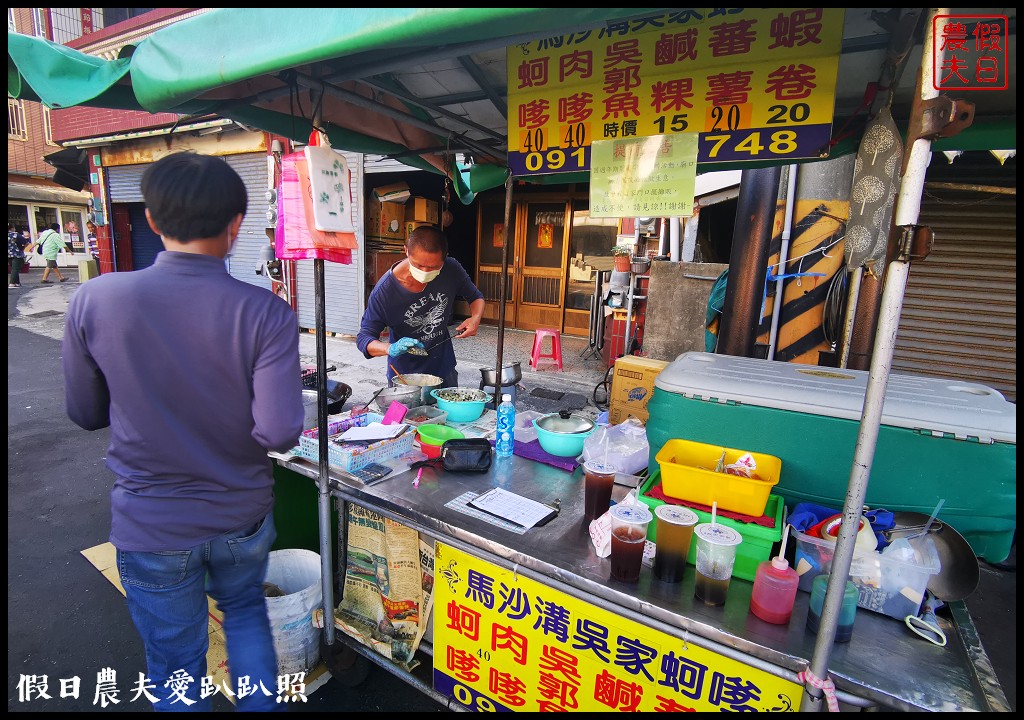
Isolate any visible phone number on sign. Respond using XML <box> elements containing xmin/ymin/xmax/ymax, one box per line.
<box><xmin>508</xmin><ymin>123</ymin><xmax>833</xmax><ymax>176</ymax></box>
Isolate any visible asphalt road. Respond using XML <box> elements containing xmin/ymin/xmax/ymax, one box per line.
<box><xmin>8</xmin><ymin>273</ymin><xmax>1014</xmax><ymax>712</ymax></box>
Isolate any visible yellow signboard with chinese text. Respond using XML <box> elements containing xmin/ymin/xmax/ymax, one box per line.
<box><xmin>507</xmin><ymin>8</ymin><xmax>844</xmax><ymax>176</ymax></box>
<box><xmin>590</xmin><ymin>134</ymin><xmax>699</xmax><ymax>218</ymax></box>
<box><xmin>432</xmin><ymin>543</ymin><xmax>800</xmax><ymax>712</ymax></box>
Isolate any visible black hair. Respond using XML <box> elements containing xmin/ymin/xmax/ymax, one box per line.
<box><xmin>140</xmin><ymin>152</ymin><xmax>247</xmax><ymax>242</ymax></box>
<box><xmin>406</xmin><ymin>224</ymin><xmax>447</xmax><ymax>256</ymax></box>
<box><xmin>49</xmin><ymin>223</ymin><xmax>60</xmax><ymax>232</ymax></box>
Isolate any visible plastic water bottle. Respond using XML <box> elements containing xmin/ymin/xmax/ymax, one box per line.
<box><xmin>496</xmin><ymin>393</ymin><xmax>515</xmax><ymax>458</ymax></box>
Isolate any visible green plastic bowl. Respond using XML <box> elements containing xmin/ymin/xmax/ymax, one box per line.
<box><xmin>416</xmin><ymin>423</ymin><xmax>465</xmax><ymax>447</ymax></box>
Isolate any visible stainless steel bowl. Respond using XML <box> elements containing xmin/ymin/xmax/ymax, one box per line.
<box><xmin>392</xmin><ymin>373</ymin><xmax>444</xmax><ymax>406</ymax></box>
<box><xmin>372</xmin><ymin>384</ymin><xmax>422</xmax><ymax>412</ymax></box>
<box><xmin>480</xmin><ymin>362</ymin><xmax>522</xmax><ymax>388</ymax></box>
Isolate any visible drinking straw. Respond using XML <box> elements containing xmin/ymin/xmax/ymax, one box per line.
<box><xmin>776</xmin><ymin>523</ymin><xmax>791</xmax><ymax>561</ymax></box>
<box><xmin>711</xmin><ymin>501</ymin><xmax>717</xmax><ymax>528</ymax></box>
<box><xmin>909</xmin><ymin>498</ymin><xmax>945</xmax><ymax>540</ymax></box>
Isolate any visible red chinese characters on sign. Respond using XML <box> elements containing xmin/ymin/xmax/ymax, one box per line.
<box><xmin>934</xmin><ymin>15</ymin><xmax>1009</xmax><ymax>90</ymax></box>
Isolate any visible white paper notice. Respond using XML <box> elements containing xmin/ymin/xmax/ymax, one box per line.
<box><xmin>467</xmin><ymin>488</ymin><xmax>556</xmax><ymax>530</ymax></box>
<box><xmin>338</xmin><ymin>422</ymin><xmax>407</xmax><ymax>442</ymax></box>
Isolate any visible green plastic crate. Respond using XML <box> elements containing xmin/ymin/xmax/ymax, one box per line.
<box><xmin>638</xmin><ymin>472</ymin><xmax>784</xmax><ymax>582</ymax></box>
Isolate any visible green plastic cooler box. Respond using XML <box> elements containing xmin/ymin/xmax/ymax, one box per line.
<box><xmin>645</xmin><ymin>352</ymin><xmax>1016</xmax><ymax>563</ymax></box>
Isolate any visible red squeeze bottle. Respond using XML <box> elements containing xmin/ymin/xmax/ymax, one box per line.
<box><xmin>750</xmin><ymin>555</ymin><xmax>800</xmax><ymax>624</ymax></box>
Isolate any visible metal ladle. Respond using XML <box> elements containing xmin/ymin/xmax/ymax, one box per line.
<box><xmin>350</xmin><ymin>386</ymin><xmax>387</xmax><ymax>416</ymax></box>
<box><xmin>881</xmin><ymin>521</ymin><xmax>945</xmax><ymax>541</ymax></box>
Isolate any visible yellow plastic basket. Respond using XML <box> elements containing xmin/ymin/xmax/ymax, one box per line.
<box><xmin>654</xmin><ymin>438</ymin><xmax>781</xmax><ymax>517</ymax></box>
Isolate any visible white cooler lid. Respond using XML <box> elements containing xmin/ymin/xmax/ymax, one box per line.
<box><xmin>654</xmin><ymin>352</ymin><xmax>1016</xmax><ymax>444</ymax></box>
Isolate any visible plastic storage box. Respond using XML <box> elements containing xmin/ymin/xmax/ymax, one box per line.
<box><xmin>645</xmin><ymin>352</ymin><xmax>1017</xmax><ymax>563</ymax></box>
<box><xmin>403</xmin><ymin>405</ymin><xmax>448</xmax><ymax>427</ymax></box>
<box><xmin>791</xmin><ymin>527</ymin><xmax>941</xmax><ymax>621</ymax></box>
<box><xmin>638</xmin><ymin>472</ymin><xmax>784</xmax><ymax>582</ymax></box>
<box><xmin>654</xmin><ymin>438</ymin><xmax>781</xmax><ymax>516</ymax></box>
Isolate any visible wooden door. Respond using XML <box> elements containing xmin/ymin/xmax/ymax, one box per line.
<box><xmin>515</xmin><ymin>201</ymin><xmax>568</xmax><ymax>331</ymax></box>
<box><xmin>111</xmin><ymin>203</ymin><xmax>133</xmax><ymax>272</ymax></box>
<box><xmin>476</xmin><ymin>201</ymin><xmax>517</xmax><ymax>327</ymax></box>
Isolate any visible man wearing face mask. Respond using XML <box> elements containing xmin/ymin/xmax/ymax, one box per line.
<box><xmin>357</xmin><ymin>224</ymin><xmax>485</xmax><ymax>388</ymax></box>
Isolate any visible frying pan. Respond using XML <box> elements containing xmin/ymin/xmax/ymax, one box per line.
<box><xmin>890</xmin><ymin>511</ymin><xmax>980</xmax><ymax>647</ymax></box>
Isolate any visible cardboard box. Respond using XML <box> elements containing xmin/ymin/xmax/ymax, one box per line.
<box><xmin>372</xmin><ymin>182</ymin><xmax>411</xmax><ymax>203</ymax></box>
<box><xmin>608</xmin><ymin>357</ymin><xmax>669</xmax><ymax>425</ymax></box>
<box><xmin>405</xmin><ymin>197</ymin><xmax>439</xmax><ymax>224</ymax></box>
<box><xmin>367</xmin><ymin>201</ymin><xmax>406</xmax><ymax>240</ymax></box>
<box><xmin>405</xmin><ymin>221</ymin><xmax>430</xmax><ymax>239</ymax></box>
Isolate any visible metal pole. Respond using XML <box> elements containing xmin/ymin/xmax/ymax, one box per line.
<box><xmin>716</xmin><ymin>165</ymin><xmax>782</xmax><ymax>358</ymax></box>
<box><xmin>307</xmin><ymin>89</ymin><xmax>337</xmax><ymax>647</ymax></box>
<box><xmin>766</xmin><ymin>164</ymin><xmax>797</xmax><ymax>360</ymax></box>
<box><xmin>801</xmin><ymin>9</ymin><xmax>944</xmax><ymax>710</ymax></box>
<box><xmin>838</xmin><ymin>266</ymin><xmax>862</xmax><ymax>368</ymax></box>
<box><xmin>492</xmin><ymin>174</ymin><xmax>513</xmax><ymax>409</ymax></box>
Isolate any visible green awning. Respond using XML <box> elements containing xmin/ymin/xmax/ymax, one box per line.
<box><xmin>9</xmin><ymin>9</ymin><xmax>1016</xmax><ymax>204</ymax></box>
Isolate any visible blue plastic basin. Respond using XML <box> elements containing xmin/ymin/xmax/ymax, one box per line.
<box><xmin>430</xmin><ymin>388</ymin><xmax>487</xmax><ymax>423</ymax></box>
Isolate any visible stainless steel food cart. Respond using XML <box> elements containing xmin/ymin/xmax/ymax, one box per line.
<box><xmin>273</xmin><ymin>454</ymin><xmax>1009</xmax><ymax>712</ymax></box>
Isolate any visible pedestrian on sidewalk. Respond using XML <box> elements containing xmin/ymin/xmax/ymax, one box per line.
<box><xmin>8</xmin><ymin>223</ymin><xmax>30</xmax><ymax>287</ymax></box>
<box><xmin>86</xmin><ymin>221</ymin><xmax>102</xmax><ymax>275</ymax></box>
<box><xmin>37</xmin><ymin>222</ymin><xmax>72</xmax><ymax>283</ymax></box>
<box><xmin>62</xmin><ymin>152</ymin><xmax>305</xmax><ymax>711</ymax></box>
<box><xmin>356</xmin><ymin>224</ymin><xmax>485</xmax><ymax>388</ymax></box>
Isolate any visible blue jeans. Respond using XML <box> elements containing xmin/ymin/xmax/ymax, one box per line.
<box><xmin>118</xmin><ymin>513</ymin><xmax>285</xmax><ymax>712</ymax></box>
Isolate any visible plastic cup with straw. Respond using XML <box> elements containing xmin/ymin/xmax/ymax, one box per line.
<box><xmin>694</xmin><ymin>501</ymin><xmax>743</xmax><ymax>606</ymax></box>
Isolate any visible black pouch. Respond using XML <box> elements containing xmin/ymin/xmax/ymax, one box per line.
<box><xmin>412</xmin><ymin>437</ymin><xmax>492</xmax><ymax>473</ymax></box>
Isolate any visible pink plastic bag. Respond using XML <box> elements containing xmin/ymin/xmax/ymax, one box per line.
<box><xmin>275</xmin><ymin>151</ymin><xmax>354</xmax><ymax>263</ymax></box>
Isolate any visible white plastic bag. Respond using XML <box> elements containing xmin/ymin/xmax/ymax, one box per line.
<box><xmin>582</xmin><ymin>418</ymin><xmax>649</xmax><ymax>476</ymax></box>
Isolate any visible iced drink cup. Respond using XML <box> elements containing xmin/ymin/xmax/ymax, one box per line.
<box><xmin>653</xmin><ymin>505</ymin><xmax>699</xmax><ymax>583</ymax></box>
<box><xmin>609</xmin><ymin>504</ymin><xmax>653</xmax><ymax>583</ymax></box>
<box><xmin>582</xmin><ymin>461</ymin><xmax>617</xmax><ymax>523</ymax></box>
<box><xmin>693</xmin><ymin>523</ymin><xmax>742</xmax><ymax>606</ymax></box>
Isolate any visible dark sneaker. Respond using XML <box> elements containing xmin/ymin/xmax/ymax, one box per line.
<box><xmin>59</xmin><ymin>277</ymin><xmax>68</xmax><ymax>282</ymax></box>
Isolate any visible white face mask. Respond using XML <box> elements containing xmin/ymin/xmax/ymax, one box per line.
<box><xmin>409</xmin><ymin>265</ymin><xmax>441</xmax><ymax>284</ymax></box>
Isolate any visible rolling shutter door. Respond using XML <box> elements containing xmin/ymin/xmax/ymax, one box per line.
<box><xmin>223</xmin><ymin>153</ymin><xmax>272</xmax><ymax>292</ymax></box>
<box><xmin>893</xmin><ymin>190</ymin><xmax>1016</xmax><ymax>402</ymax></box>
<box><xmin>363</xmin><ymin>154</ymin><xmax>418</xmax><ymax>174</ymax></box>
<box><xmin>106</xmin><ymin>164</ymin><xmax>146</xmax><ymax>202</ymax></box>
<box><xmin>107</xmin><ymin>155</ymin><xmax>273</xmax><ymax>290</ymax></box>
<box><xmin>294</xmin><ymin>150</ymin><xmax>365</xmax><ymax>335</ymax></box>
<box><xmin>127</xmin><ymin>203</ymin><xmax>162</xmax><ymax>270</ymax></box>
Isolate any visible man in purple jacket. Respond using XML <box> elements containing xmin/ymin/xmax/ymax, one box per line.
<box><xmin>62</xmin><ymin>152</ymin><xmax>304</xmax><ymax>711</ymax></box>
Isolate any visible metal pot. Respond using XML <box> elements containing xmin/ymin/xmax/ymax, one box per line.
<box><xmin>480</xmin><ymin>362</ymin><xmax>522</xmax><ymax>388</ymax></box>
<box><xmin>630</xmin><ymin>256</ymin><xmax>651</xmax><ymax>274</ymax></box>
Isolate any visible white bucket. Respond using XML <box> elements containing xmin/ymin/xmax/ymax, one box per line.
<box><xmin>263</xmin><ymin>549</ymin><xmax>323</xmax><ymax>676</ymax></box>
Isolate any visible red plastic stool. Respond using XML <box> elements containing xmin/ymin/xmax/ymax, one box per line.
<box><xmin>529</xmin><ymin>328</ymin><xmax>563</xmax><ymax>371</ymax></box>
